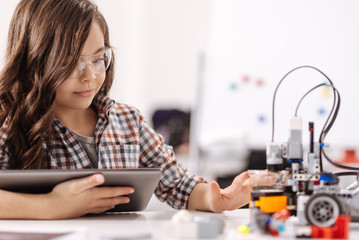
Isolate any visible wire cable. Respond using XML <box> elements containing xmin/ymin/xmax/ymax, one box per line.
<box><xmin>318</xmin><ymin>87</ymin><xmax>340</xmax><ymax>171</ymax></box>
<box><xmin>271</xmin><ymin>65</ymin><xmax>359</xmax><ymax>171</ymax></box>
<box><xmin>271</xmin><ymin>65</ymin><xmax>336</xmax><ymax>142</ymax></box>
<box><xmin>334</xmin><ymin>171</ymin><xmax>359</xmax><ymax>177</ymax></box>
<box><xmin>271</xmin><ymin>65</ymin><xmax>340</xmax><ymax>172</ymax></box>
<box><xmin>322</xmin><ymin>148</ymin><xmax>359</xmax><ymax>170</ymax></box>
<box><xmin>295</xmin><ymin>83</ymin><xmax>329</xmax><ymax>116</ymax></box>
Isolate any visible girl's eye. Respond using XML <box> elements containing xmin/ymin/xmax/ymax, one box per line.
<box><xmin>93</xmin><ymin>58</ymin><xmax>105</xmax><ymax>65</ymax></box>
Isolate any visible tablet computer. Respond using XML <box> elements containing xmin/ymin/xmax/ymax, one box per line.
<box><xmin>0</xmin><ymin>168</ymin><xmax>162</xmax><ymax>212</ymax></box>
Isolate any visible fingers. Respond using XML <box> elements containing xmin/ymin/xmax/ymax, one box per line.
<box><xmin>67</xmin><ymin>174</ymin><xmax>105</xmax><ymax>193</ymax></box>
<box><xmin>242</xmin><ymin>178</ymin><xmax>250</xmax><ymax>188</ymax></box>
<box><xmin>65</xmin><ymin>174</ymin><xmax>135</xmax><ymax>197</ymax></box>
<box><xmin>89</xmin><ymin>196</ymin><xmax>131</xmax><ymax>214</ymax></box>
<box><xmin>249</xmin><ymin>173</ymin><xmax>276</xmax><ymax>187</ymax></box>
<box><xmin>89</xmin><ymin>186</ymin><xmax>134</xmax><ymax>213</ymax></box>
<box><xmin>50</xmin><ymin>174</ymin><xmax>136</xmax><ymax>218</ymax></box>
<box><xmin>264</xmin><ymin>175</ymin><xmax>277</xmax><ymax>185</ymax></box>
<box><xmin>233</xmin><ymin>171</ymin><xmax>249</xmax><ymax>185</ymax></box>
<box><xmin>94</xmin><ymin>186</ymin><xmax>134</xmax><ymax>199</ymax></box>
<box><xmin>230</xmin><ymin>171</ymin><xmax>250</xmax><ymax>191</ymax></box>
<box><xmin>100</xmin><ymin>196</ymin><xmax>130</xmax><ymax>206</ymax></box>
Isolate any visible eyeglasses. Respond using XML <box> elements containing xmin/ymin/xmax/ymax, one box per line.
<box><xmin>67</xmin><ymin>48</ymin><xmax>112</xmax><ymax>79</ymax></box>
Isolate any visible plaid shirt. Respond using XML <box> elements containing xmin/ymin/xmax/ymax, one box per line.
<box><xmin>0</xmin><ymin>94</ymin><xmax>206</xmax><ymax>209</ymax></box>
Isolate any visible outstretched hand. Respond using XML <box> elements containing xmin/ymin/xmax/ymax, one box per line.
<box><xmin>208</xmin><ymin>171</ymin><xmax>251</xmax><ymax>212</ymax></box>
<box><xmin>188</xmin><ymin>171</ymin><xmax>277</xmax><ymax>212</ymax></box>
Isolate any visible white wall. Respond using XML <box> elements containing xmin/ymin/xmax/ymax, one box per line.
<box><xmin>198</xmin><ymin>0</ymin><xmax>359</xmax><ymax>150</ymax></box>
<box><xmin>0</xmin><ymin>0</ymin><xmax>209</xmax><ymax>122</ymax></box>
<box><xmin>0</xmin><ymin>1</ymin><xmax>19</xmax><ymax>66</ymax></box>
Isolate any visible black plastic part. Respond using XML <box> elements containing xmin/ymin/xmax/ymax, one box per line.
<box><xmin>267</xmin><ymin>164</ymin><xmax>283</xmax><ymax>171</ymax></box>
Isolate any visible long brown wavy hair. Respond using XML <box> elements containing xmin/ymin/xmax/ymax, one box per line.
<box><xmin>0</xmin><ymin>0</ymin><xmax>115</xmax><ymax>169</ymax></box>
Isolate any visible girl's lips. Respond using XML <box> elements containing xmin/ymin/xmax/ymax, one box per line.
<box><xmin>74</xmin><ymin>89</ymin><xmax>94</xmax><ymax>97</ymax></box>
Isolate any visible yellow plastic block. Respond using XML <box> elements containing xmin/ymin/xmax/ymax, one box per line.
<box><xmin>237</xmin><ymin>223</ymin><xmax>250</xmax><ymax>234</ymax></box>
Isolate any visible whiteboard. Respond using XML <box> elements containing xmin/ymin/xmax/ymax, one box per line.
<box><xmin>198</xmin><ymin>0</ymin><xmax>359</xmax><ymax>150</ymax></box>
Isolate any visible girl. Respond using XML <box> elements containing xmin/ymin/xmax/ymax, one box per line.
<box><xmin>0</xmin><ymin>0</ymin><xmax>253</xmax><ymax>219</ymax></box>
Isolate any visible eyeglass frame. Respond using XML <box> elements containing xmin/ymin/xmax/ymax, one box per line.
<box><xmin>66</xmin><ymin>47</ymin><xmax>112</xmax><ymax>79</ymax></box>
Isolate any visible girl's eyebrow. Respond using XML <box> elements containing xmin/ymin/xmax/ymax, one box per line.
<box><xmin>93</xmin><ymin>47</ymin><xmax>105</xmax><ymax>54</ymax></box>
<box><xmin>81</xmin><ymin>47</ymin><xmax>105</xmax><ymax>57</ymax></box>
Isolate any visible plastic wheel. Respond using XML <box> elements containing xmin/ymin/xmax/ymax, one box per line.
<box><xmin>304</xmin><ymin>193</ymin><xmax>341</xmax><ymax>227</ymax></box>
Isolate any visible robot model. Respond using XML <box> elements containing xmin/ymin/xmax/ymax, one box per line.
<box><xmin>250</xmin><ymin>66</ymin><xmax>359</xmax><ymax>238</ymax></box>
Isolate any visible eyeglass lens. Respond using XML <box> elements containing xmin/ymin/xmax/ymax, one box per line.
<box><xmin>68</xmin><ymin>48</ymin><xmax>112</xmax><ymax>79</ymax></box>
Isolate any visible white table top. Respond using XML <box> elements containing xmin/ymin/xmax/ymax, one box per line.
<box><xmin>0</xmin><ymin>208</ymin><xmax>358</xmax><ymax>240</ymax></box>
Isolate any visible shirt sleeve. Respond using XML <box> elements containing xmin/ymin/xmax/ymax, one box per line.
<box><xmin>0</xmin><ymin>124</ymin><xmax>10</xmax><ymax>169</ymax></box>
<box><xmin>137</xmin><ymin>112</ymin><xmax>206</xmax><ymax>209</ymax></box>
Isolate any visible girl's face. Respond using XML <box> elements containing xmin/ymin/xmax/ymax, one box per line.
<box><xmin>55</xmin><ymin>22</ymin><xmax>106</xmax><ymax>114</ymax></box>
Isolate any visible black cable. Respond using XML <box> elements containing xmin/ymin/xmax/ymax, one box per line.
<box><xmin>320</xmin><ymin>87</ymin><xmax>340</xmax><ymax>142</ymax></box>
<box><xmin>295</xmin><ymin>83</ymin><xmax>328</xmax><ymax>116</ymax></box>
<box><xmin>317</xmin><ymin>87</ymin><xmax>338</xmax><ymax>171</ymax></box>
<box><xmin>318</xmin><ymin>87</ymin><xmax>341</xmax><ymax>171</ymax></box>
<box><xmin>334</xmin><ymin>171</ymin><xmax>359</xmax><ymax>177</ymax></box>
<box><xmin>294</xmin><ymin>82</ymin><xmax>336</xmax><ymax>171</ymax></box>
<box><xmin>271</xmin><ymin>65</ymin><xmax>340</xmax><ymax>172</ymax></box>
<box><xmin>272</xmin><ymin>65</ymin><xmax>359</xmax><ymax>172</ymax></box>
<box><xmin>271</xmin><ymin>66</ymin><xmax>335</xmax><ymax>142</ymax></box>
<box><xmin>322</xmin><ymin>148</ymin><xmax>359</xmax><ymax>170</ymax></box>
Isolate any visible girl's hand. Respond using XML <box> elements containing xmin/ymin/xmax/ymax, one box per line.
<box><xmin>208</xmin><ymin>171</ymin><xmax>276</xmax><ymax>212</ymax></box>
<box><xmin>208</xmin><ymin>172</ymin><xmax>251</xmax><ymax>212</ymax></box>
<box><xmin>46</xmin><ymin>174</ymin><xmax>134</xmax><ymax>219</ymax></box>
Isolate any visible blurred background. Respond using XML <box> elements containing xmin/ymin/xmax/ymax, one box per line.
<box><xmin>1</xmin><ymin>0</ymin><xmax>359</xmax><ymax>189</ymax></box>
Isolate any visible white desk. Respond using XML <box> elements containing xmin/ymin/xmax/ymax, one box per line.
<box><xmin>0</xmin><ymin>208</ymin><xmax>359</xmax><ymax>239</ymax></box>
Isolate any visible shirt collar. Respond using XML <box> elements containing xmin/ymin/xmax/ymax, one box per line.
<box><xmin>92</xmin><ymin>92</ymin><xmax>115</xmax><ymax>113</ymax></box>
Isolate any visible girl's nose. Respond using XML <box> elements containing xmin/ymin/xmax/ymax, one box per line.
<box><xmin>79</xmin><ymin>64</ymin><xmax>96</xmax><ymax>82</ymax></box>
